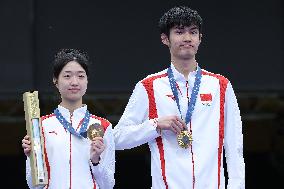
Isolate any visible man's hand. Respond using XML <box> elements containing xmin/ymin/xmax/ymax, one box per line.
<box><xmin>157</xmin><ymin>116</ymin><xmax>186</xmax><ymax>134</ymax></box>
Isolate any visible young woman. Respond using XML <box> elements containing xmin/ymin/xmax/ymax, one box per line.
<box><xmin>22</xmin><ymin>49</ymin><xmax>115</xmax><ymax>189</ymax></box>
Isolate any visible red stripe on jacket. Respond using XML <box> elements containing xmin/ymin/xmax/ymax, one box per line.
<box><xmin>91</xmin><ymin>115</ymin><xmax>111</xmax><ymax>131</ymax></box>
<box><xmin>202</xmin><ymin>70</ymin><xmax>228</xmax><ymax>189</ymax></box>
<box><xmin>90</xmin><ymin>115</ymin><xmax>111</xmax><ymax>188</ymax></box>
<box><xmin>41</xmin><ymin>113</ymin><xmax>55</xmax><ymax>188</ymax></box>
<box><xmin>142</xmin><ymin>73</ymin><xmax>169</xmax><ymax>189</ymax></box>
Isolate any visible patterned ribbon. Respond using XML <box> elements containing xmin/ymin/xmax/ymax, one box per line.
<box><xmin>167</xmin><ymin>65</ymin><xmax>202</xmax><ymax>128</ymax></box>
<box><xmin>54</xmin><ymin>108</ymin><xmax>90</xmax><ymax>138</ymax></box>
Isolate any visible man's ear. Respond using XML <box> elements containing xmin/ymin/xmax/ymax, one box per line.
<box><xmin>199</xmin><ymin>33</ymin><xmax>202</xmax><ymax>43</ymax></box>
<box><xmin>161</xmin><ymin>33</ymin><xmax>170</xmax><ymax>46</ymax></box>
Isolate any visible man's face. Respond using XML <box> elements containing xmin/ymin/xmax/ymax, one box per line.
<box><xmin>161</xmin><ymin>25</ymin><xmax>202</xmax><ymax>60</ymax></box>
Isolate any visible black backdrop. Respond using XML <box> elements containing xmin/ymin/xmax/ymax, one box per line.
<box><xmin>1</xmin><ymin>0</ymin><xmax>283</xmax><ymax>95</ymax></box>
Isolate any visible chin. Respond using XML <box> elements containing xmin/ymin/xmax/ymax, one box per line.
<box><xmin>179</xmin><ymin>55</ymin><xmax>194</xmax><ymax>60</ymax></box>
<box><xmin>65</xmin><ymin>95</ymin><xmax>82</xmax><ymax>102</ymax></box>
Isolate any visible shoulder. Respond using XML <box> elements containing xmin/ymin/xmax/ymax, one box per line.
<box><xmin>201</xmin><ymin>69</ymin><xmax>229</xmax><ymax>85</ymax></box>
<box><xmin>90</xmin><ymin>115</ymin><xmax>112</xmax><ymax>131</ymax></box>
<box><xmin>41</xmin><ymin>113</ymin><xmax>55</xmax><ymax>123</ymax></box>
<box><xmin>140</xmin><ymin>69</ymin><xmax>168</xmax><ymax>85</ymax></box>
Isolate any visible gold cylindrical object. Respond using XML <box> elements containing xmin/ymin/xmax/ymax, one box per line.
<box><xmin>23</xmin><ymin>91</ymin><xmax>48</xmax><ymax>187</ymax></box>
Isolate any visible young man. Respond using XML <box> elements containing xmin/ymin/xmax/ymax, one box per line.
<box><xmin>114</xmin><ymin>6</ymin><xmax>244</xmax><ymax>189</ymax></box>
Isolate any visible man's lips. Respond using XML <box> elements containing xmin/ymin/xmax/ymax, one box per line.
<box><xmin>180</xmin><ymin>44</ymin><xmax>194</xmax><ymax>48</ymax></box>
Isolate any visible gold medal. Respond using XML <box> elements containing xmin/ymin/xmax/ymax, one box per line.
<box><xmin>177</xmin><ymin>130</ymin><xmax>193</xmax><ymax>148</ymax></box>
<box><xmin>87</xmin><ymin>123</ymin><xmax>104</xmax><ymax>140</ymax></box>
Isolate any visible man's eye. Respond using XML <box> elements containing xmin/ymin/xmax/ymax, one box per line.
<box><xmin>64</xmin><ymin>75</ymin><xmax>70</xmax><ymax>78</ymax></box>
<box><xmin>191</xmin><ymin>30</ymin><xmax>198</xmax><ymax>34</ymax></box>
<box><xmin>79</xmin><ymin>75</ymin><xmax>85</xmax><ymax>78</ymax></box>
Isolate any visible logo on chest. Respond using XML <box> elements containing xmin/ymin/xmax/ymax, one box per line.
<box><xmin>200</xmin><ymin>93</ymin><xmax>212</xmax><ymax>106</ymax></box>
<box><xmin>166</xmin><ymin>93</ymin><xmax>213</xmax><ymax>106</ymax></box>
<box><xmin>166</xmin><ymin>94</ymin><xmax>175</xmax><ymax>101</ymax></box>
<box><xmin>48</xmin><ymin>130</ymin><xmax>58</xmax><ymax>135</ymax></box>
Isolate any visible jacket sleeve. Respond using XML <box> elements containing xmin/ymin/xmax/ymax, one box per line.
<box><xmin>224</xmin><ymin>82</ymin><xmax>245</xmax><ymax>189</ymax></box>
<box><xmin>90</xmin><ymin>125</ymin><xmax>115</xmax><ymax>189</ymax></box>
<box><xmin>113</xmin><ymin>82</ymin><xmax>160</xmax><ymax>150</ymax></box>
<box><xmin>26</xmin><ymin>157</ymin><xmax>45</xmax><ymax>189</ymax></box>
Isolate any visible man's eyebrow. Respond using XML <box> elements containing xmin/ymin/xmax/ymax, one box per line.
<box><xmin>190</xmin><ymin>26</ymin><xmax>199</xmax><ymax>30</ymax></box>
<box><xmin>174</xmin><ymin>25</ymin><xmax>184</xmax><ymax>29</ymax></box>
<box><xmin>173</xmin><ymin>25</ymin><xmax>198</xmax><ymax>30</ymax></box>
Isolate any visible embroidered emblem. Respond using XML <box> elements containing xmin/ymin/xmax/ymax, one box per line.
<box><xmin>200</xmin><ymin>93</ymin><xmax>212</xmax><ymax>106</ymax></box>
<box><xmin>166</xmin><ymin>94</ymin><xmax>175</xmax><ymax>101</ymax></box>
<box><xmin>48</xmin><ymin>131</ymin><xmax>58</xmax><ymax>135</ymax></box>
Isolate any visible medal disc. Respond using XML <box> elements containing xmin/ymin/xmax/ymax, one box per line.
<box><xmin>87</xmin><ymin>123</ymin><xmax>104</xmax><ymax>140</ymax></box>
<box><xmin>177</xmin><ymin>130</ymin><xmax>193</xmax><ymax>148</ymax></box>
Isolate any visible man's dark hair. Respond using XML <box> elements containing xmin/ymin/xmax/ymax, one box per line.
<box><xmin>53</xmin><ymin>48</ymin><xmax>89</xmax><ymax>79</ymax></box>
<box><xmin>158</xmin><ymin>6</ymin><xmax>203</xmax><ymax>37</ymax></box>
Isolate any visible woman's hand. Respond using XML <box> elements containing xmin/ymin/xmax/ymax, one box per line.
<box><xmin>90</xmin><ymin>137</ymin><xmax>105</xmax><ymax>164</ymax></box>
<box><xmin>22</xmin><ymin>135</ymin><xmax>31</xmax><ymax>156</ymax></box>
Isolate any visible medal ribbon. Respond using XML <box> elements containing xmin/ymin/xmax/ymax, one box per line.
<box><xmin>167</xmin><ymin>65</ymin><xmax>202</xmax><ymax>127</ymax></box>
<box><xmin>54</xmin><ymin>108</ymin><xmax>90</xmax><ymax>138</ymax></box>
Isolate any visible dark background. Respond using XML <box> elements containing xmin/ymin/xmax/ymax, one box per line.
<box><xmin>0</xmin><ymin>0</ymin><xmax>283</xmax><ymax>188</ymax></box>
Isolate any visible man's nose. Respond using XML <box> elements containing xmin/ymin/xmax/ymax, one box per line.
<box><xmin>183</xmin><ymin>32</ymin><xmax>192</xmax><ymax>41</ymax></box>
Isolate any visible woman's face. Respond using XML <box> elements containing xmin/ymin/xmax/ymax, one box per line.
<box><xmin>54</xmin><ymin>61</ymin><xmax>88</xmax><ymax>104</ymax></box>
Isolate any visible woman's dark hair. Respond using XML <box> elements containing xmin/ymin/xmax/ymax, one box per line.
<box><xmin>53</xmin><ymin>48</ymin><xmax>89</xmax><ymax>79</ymax></box>
<box><xmin>158</xmin><ymin>6</ymin><xmax>203</xmax><ymax>37</ymax></box>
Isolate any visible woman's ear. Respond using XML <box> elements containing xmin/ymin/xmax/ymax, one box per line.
<box><xmin>53</xmin><ymin>78</ymin><xmax>58</xmax><ymax>87</ymax></box>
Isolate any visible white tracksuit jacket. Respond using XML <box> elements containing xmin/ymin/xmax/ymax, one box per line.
<box><xmin>114</xmin><ymin>64</ymin><xmax>245</xmax><ymax>189</ymax></box>
<box><xmin>26</xmin><ymin>105</ymin><xmax>115</xmax><ymax>189</ymax></box>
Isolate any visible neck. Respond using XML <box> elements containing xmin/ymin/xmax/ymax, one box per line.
<box><xmin>171</xmin><ymin>58</ymin><xmax>197</xmax><ymax>78</ymax></box>
<box><xmin>60</xmin><ymin>100</ymin><xmax>83</xmax><ymax>114</ymax></box>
